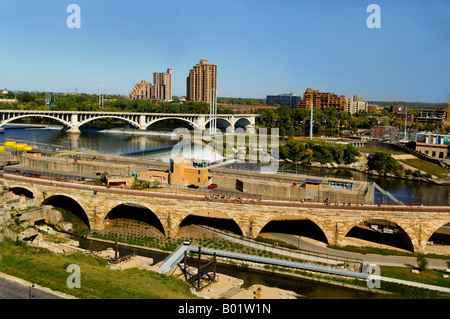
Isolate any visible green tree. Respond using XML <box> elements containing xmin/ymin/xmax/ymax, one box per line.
<box><xmin>416</xmin><ymin>254</ymin><xmax>429</xmax><ymax>271</ymax></box>
<box><xmin>343</xmin><ymin>144</ymin><xmax>360</xmax><ymax>164</ymax></box>
<box><xmin>368</xmin><ymin>152</ymin><xmax>404</xmax><ymax>176</ymax></box>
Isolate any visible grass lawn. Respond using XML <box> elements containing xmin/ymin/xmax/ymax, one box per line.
<box><xmin>400</xmin><ymin>158</ymin><xmax>450</xmax><ymax>179</ymax></box>
<box><xmin>380</xmin><ymin>266</ymin><xmax>450</xmax><ymax>289</ymax></box>
<box><xmin>359</xmin><ymin>146</ymin><xmax>405</xmax><ymax>155</ymax></box>
<box><xmin>1</xmin><ymin>238</ymin><xmax>198</xmax><ymax>299</ymax></box>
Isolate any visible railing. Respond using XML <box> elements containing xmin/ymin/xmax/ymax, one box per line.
<box><xmin>2</xmin><ymin>172</ymin><xmax>450</xmax><ymax>212</ymax></box>
<box><xmin>196</xmin><ymin>225</ymin><xmax>364</xmax><ymax>268</ymax></box>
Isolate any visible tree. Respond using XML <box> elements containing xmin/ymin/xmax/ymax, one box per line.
<box><xmin>131</xmin><ymin>180</ymin><xmax>141</xmax><ymax>188</ymax></box>
<box><xmin>416</xmin><ymin>254</ymin><xmax>429</xmax><ymax>271</ymax></box>
<box><xmin>152</xmin><ymin>180</ymin><xmax>161</xmax><ymax>187</ymax></box>
<box><xmin>343</xmin><ymin>144</ymin><xmax>360</xmax><ymax>164</ymax></box>
<box><xmin>368</xmin><ymin>152</ymin><xmax>404</xmax><ymax>176</ymax></box>
<box><xmin>100</xmin><ymin>171</ymin><xmax>109</xmax><ymax>184</ymax></box>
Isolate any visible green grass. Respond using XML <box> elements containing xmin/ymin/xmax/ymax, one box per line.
<box><xmin>359</xmin><ymin>146</ymin><xmax>405</xmax><ymax>155</ymax></box>
<box><xmin>380</xmin><ymin>265</ymin><xmax>450</xmax><ymax>289</ymax></box>
<box><xmin>400</xmin><ymin>158</ymin><xmax>450</xmax><ymax>179</ymax></box>
<box><xmin>1</xmin><ymin>238</ymin><xmax>198</xmax><ymax>299</ymax></box>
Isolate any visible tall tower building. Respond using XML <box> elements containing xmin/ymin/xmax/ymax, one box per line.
<box><xmin>186</xmin><ymin>59</ymin><xmax>217</xmax><ymax>103</ymax></box>
<box><xmin>153</xmin><ymin>68</ymin><xmax>172</xmax><ymax>101</ymax></box>
<box><xmin>129</xmin><ymin>68</ymin><xmax>172</xmax><ymax>101</ymax></box>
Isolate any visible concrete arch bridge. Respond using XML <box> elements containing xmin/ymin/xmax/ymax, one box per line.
<box><xmin>0</xmin><ymin>110</ymin><xmax>257</xmax><ymax>133</ymax></box>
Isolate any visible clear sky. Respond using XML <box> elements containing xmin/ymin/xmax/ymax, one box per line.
<box><xmin>0</xmin><ymin>0</ymin><xmax>449</xmax><ymax>102</ymax></box>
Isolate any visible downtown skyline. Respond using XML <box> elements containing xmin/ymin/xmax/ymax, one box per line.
<box><xmin>0</xmin><ymin>0</ymin><xmax>449</xmax><ymax>102</ymax></box>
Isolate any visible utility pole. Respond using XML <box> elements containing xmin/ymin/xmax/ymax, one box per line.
<box><xmin>309</xmin><ymin>100</ymin><xmax>313</xmax><ymax>140</ymax></box>
<box><xmin>404</xmin><ymin>106</ymin><xmax>408</xmax><ymax>140</ymax></box>
<box><xmin>210</xmin><ymin>88</ymin><xmax>217</xmax><ymax>135</ymax></box>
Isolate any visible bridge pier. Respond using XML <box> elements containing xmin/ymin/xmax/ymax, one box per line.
<box><xmin>65</xmin><ymin>126</ymin><xmax>81</xmax><ymax>134</ymax></box>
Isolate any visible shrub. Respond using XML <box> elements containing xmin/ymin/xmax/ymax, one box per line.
<box><xmin>416</xmin><ymin>254</ymin><xmax>429</xmax><ymax>271</ymax></box>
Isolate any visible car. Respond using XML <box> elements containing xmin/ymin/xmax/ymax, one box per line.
<box><xmin>188</xmin><ymin>184</ymin><xmax>199</xmax><ymax>189</ymax></box>
<box><xmin>208</xmin><ymin>183</ymin><xmax>217</xmax><ymax>189</ymax></box>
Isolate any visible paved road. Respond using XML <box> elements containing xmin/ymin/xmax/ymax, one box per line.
<box><xmin>266</xmin><ymin>232</ymin><xmax>450</xmax><ymax>270</ymax></box>
<box><xmin>0</xmin><ymin>275</ymin><xmax>72</xmax><ymax>299</ymax></box>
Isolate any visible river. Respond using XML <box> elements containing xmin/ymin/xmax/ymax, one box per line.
<box><xmin>1</xmin><ymin>125</ymin><xmax>449</xmax><ymax>205</ymax></box>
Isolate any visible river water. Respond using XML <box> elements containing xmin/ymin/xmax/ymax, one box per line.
<box><xmin>1</xmin><ymin>125</ymin><xmax>449</xmax><ymax>204</ymax></box>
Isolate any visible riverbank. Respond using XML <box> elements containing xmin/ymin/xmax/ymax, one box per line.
<box><xmin>283</xmin><ymin>153</ymin><xmax>450</xmax><ymax>186</ymax></box>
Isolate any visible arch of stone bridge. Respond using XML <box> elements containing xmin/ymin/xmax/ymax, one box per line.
<box><xmin>9</xmin><ymin>186</ymin><xmax>35</xmax><ymax>198</ymax></box>
<box><xmin>77</xmin><ymin>115</ymin><xmax>140</xmax><ymax>129</ymax></box>
<box><xmin>420</xmin><ymin>219</ymin><xmax>450</xmax><ymax>252</ymax></box>
<box><xmin>173</xmin><ymin>208</ymin><xmax>245</xmax><ymax>238</ymax></box>
<box><xmin>41</xmin><ymin>193</ymin><xmax>91</xmax><ymax>229</ymax></box>
<box><xmin>251</xmin><ymin>213</ymin><xmax>332</xmax><ymax>244</ymax></box>
<box><xmin>144</xmin><ymin>117</ymin><xmax>198</xmax><ymax>130</ymax></box>
<box><xmin>341</xmin><ymin>216</ymin><xmax>414</xmax><ymax>252</ymax></box>
<box><xmin>104</xmin><ymin>202</ymin><xmax>167</xmax><ymax>236</ymax></box>
<box><xmin>0</xmin><ymin>114</ymin><xmax>71</xmax><ymax>128</ymax></box>
<box><xmin>7</xmin><ymin>184</ymin><xmax>36</xmax><ymax>198</ymax></box>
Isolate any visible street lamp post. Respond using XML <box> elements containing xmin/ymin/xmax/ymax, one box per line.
<box><xmin>281</xmin><ymin>164</ymin><xmax>287</xmax><ymax>182</ymax></box>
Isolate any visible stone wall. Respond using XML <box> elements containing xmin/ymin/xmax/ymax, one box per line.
<box><xmin>3</xmin><ymin>177</ymin><xmax>449</xmax><ymax>253</ymax></box>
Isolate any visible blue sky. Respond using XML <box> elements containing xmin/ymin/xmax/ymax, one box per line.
<box><xmin>0</xmin><ymin>0</ymin><xmax>449</xmax><ymax>102</ymax></box>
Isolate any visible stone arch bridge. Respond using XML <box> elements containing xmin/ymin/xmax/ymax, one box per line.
<box><xmin>0</xmin><ymin>110</ymin><xmax>257</xmax><ymax>133</ymax></box>
<box><xmin>4</xmin><ymin>178</ymin><xmax>450</xmax><ymax>253</ymax></box>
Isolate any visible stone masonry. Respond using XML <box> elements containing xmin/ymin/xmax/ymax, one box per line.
<box><xmin>3</xmin><ymin>178</ymin><xmax>449</xmax><ymax>253</ymax></box>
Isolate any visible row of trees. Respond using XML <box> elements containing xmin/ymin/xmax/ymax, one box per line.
<box><xmin>0</xmin><ymin>92</ymin><xmax>236</xmax><ymax>114</ymax></box>
<box><xmin>256</xmin><ymin>105</ymin><xmax>450</xmax><ymax>137</ymax></box>
<box><xmin>256</xmin><ymin>106</ymin><xmax>380</xmax><ymax>137</ymax></box>
<box><xmin>280</xmin><ymin>139</ymin><xmax>360</xmax><ymax>165</ymax></box>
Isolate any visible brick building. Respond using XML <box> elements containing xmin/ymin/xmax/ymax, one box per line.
<box><xmin>130</xmin><ymin>68</ymin><xmax>173</xmax><ymax>101</ymax></box>
<box><xmin>298</xmin><ymin>88</ymin><xmax>347</xmax><ymax>112</ymax></box>
<box><xmin>186</xmin><ymin>59</ymin><xmax>217</xmax><ymax>103</ymax></box>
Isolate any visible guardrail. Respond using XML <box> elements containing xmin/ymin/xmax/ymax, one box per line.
<box><xmin>187</xmin><ymin>246</ymin><xmax>368</xmax><ymax>279</ymax></box>
<box><xmin>2</xmin><ymin>172</ymin><xmax>450</xmax><ymax>211</ymax></box>
<box><xmin>196</xmin><ymin>225</ymin><xmax>364</xmax><ymax>267</ymax></box>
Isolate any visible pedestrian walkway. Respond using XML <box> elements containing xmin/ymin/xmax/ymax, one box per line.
<box><xmin>157</xmin><ymin>243</ymin><xmax>368</xmax><ymax>279</ymax></box>
<box><xmin>156</xmin><ymin>243</ymin><xmax>190</xmax><ymax>275</ymax></box>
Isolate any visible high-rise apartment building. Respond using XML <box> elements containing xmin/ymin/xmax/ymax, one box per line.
<box><xmin>129</xmin><ymin>68</ymin><xmax>172</xmax><ymax>101</ymax></box>
<box><xmin>298</xmin><ymin>88</ymin><xmax>347</xmax><ymax>112</ymax></box>
<box><xmin>347</xmin><ymin>94</ymin><xmax>368</xmax><ymax>115</ymax></box>
<box><xmin>153</xmin><ymin>68</ymin><xmax>172</xmax><ymax>101</ymax></box>
<box><xmin>186</xmin><ymin>59</ymin><xmax>217</xmax><ymax>103</ymax></box>
<box><xmin>130</xmin><ymin>80</ymin><xmax>152</xmax><ymax>100</ymax></box>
